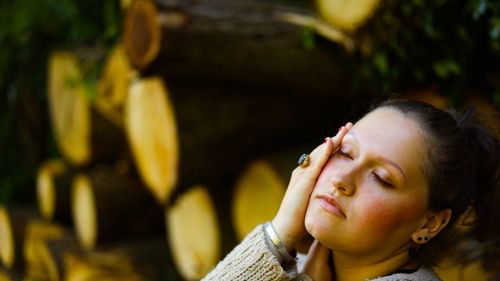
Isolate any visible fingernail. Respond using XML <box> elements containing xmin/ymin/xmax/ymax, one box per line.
<box><xmin>338</xmin><ymin>126</ymin><xmax>344</xmax><ymax>133</ymax></box>
<box><xmin>324</xmin><ymin>137</ymin><xmax>329</xmax><ymax>143</ymax></box>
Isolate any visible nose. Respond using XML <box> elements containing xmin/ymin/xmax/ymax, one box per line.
<box><xmin>331</xmin><ymin>170</ymin><xmax>355</xmax><ymax>196</ymax></box>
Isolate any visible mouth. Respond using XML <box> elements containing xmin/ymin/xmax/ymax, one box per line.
<box><xmin>316</xmin><ymin>194</ymin><xmax>346</xmax><ymax>218</ymax></box>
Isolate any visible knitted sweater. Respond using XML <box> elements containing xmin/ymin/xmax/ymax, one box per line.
<box><xmin>202</xmin><ymin>225</ymin><xmax>441</xmax><ymax>281</ymax></box>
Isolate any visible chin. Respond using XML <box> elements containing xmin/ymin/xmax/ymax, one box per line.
<box><xmin>305</xmin><ymin>204</ymin><xmax>330</xmax><ymax>240</ymax></box>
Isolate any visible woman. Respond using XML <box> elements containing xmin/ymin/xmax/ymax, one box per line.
<box><xmin>203</xmin><ymin>98</ymin><xmax>499</xmax><ymax>281</ymax></box>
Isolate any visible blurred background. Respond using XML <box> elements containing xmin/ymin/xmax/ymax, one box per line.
<box><xmin>0</xmin><ymin>0</ymin><xmax>499</xmax><ymax>280</ymax></box>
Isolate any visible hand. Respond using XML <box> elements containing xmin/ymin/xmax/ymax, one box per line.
<box><xmin>272</xmin><ymin>122</ymin><xmax>352</xmax><ymax>251</ymax></box>
<box><xmin>302</xmin><ymin>240</ymin><xmax>333</xmax><ymax>281</ymax></box>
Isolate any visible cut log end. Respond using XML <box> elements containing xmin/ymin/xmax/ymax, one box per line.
<box><xmin>96</xmin><ymin>43</ymin><xmax>136</xmax><ymax>128</ymax></box>
<box><xmin>48</xmin><ymin>52</ymin><xmax>91</xmax><ymax>166</ymax></box>
<box><xmin>232</xmin><ymin>161</ymin><xmax>285</xmax><ymax>241</ymax></box>
<box><xmin>23</xmin><ymin>220</ymin><xmax>70</xmax><ymax>281</ymax></box>
<box><xmin>36</xmin><ymin>160</ymin><xmax>66</xmax><ymax>221</ymax></box>
<box><xmin>166</xmin><ymin>186</ymin><xmax>220</xmax><ymax>280</ymax></box>
<box><xmin>125</xmin><ymin>77</ymin><xmax>179</xmax><ymax>204</ymax></box>
<box><xmin>316</xmin><ymin>0</ymin><xmax>381</xmax><ymax>31</ymax></box>
<box><xmin>72</xmin><ymin>175</ymin><xmax>97</xmax><ymax>250</ymax></box>
<box><xmin>124</xmin><ymin>0</ymin><xmax>161</xmax><ymax>70</ymax></box>
<box><xmin>0</xmin><ymin>207</ymin><xmax>14</xmax><ymax>268</ymax></box>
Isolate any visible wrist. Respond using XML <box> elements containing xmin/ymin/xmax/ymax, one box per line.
<box><xmin>264</xmin><ymin>222</ymin><xmax>297</xmax><ymax>264</ymax></box>
<box><xmin>271</xmin><ymin>219</ymin><xmax>298</xmax><ymax>251</ymax></box>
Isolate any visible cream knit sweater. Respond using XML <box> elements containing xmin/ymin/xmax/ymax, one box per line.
<box><xmin>202</xmin><ymin>224</ymin><xmax>441</xmax><ymax>281</ymax></box>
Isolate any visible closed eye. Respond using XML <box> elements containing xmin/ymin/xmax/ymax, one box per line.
<box><xmin>371</xmin><ymin>173</ymin><xmax>393</xmax><ymax>188</ymax></box>
<box><xmin>338</xmin><ymin>150</ymin><xmax>352</xmax><ymax>159</ymax></box>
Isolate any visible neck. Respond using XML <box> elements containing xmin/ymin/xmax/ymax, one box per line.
<box><xmin>332</xmin><ymin>249</ymin><xmax>416</xmax><ymax>281</ymax></box>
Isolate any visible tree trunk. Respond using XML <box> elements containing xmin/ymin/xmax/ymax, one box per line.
<box><xmin>71</xmin><ymin>166</ymin><xmax>164</xmax><ymax>250</ymax></box>
<box><xmin>123</xmin><ymin>0</ymin><xmax>351</xmax><ymax>96</ymax></box>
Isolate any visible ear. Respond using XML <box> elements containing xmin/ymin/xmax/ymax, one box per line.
<box><xmin>411</xmin><ymin>209</ymin><xmax>452</xmax><ymax>244</ymax></box>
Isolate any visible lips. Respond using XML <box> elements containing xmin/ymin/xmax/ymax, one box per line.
<box><xmin>316</xmin><ymin>194</ymin><xmax>346</xmax><ymax>218</ymax></box>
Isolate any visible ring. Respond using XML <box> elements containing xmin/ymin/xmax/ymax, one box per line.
<box><xmin>298</xmin><ymin>153</ymin><xmax>310</xmax><ymax>168</ymax></box>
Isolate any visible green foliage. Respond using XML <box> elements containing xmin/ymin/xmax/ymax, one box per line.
<box><xmin>0</xmin><ymin>0</ymin><xmax>121</xmax><ymax>90</ymax></box>
<box><xmin>0</xmin><ymin>0</ymin><xmax>121</xmax><ymax>203</ymax></box>
<box><xmin>346</xmin><ymin>0</ymin><xmax>500</xmax><ymax>102</ymax></box>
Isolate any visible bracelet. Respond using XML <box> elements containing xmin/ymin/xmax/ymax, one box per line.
<box><xmin>264</xmin><ymin>222</ymin><xmax>296</xmax><ymax>264</ymax></box>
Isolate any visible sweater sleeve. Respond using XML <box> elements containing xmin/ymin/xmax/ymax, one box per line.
<box><xmin>202</xmin><ymin>224</ymin><xmax>300</xmax><ymax>281</ymax></box>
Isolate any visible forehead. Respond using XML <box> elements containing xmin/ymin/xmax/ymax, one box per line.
<box><xmin>349</xmin><ymin>108</ymin><xmax>427</xmax><ymax>179</ymax></box>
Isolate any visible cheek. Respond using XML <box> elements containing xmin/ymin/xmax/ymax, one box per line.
<box><xmin>354</xmin><ymin>190</ymin><xmax>426</xmax><ymax>237</ymax></box>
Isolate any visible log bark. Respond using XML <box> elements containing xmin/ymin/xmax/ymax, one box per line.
<box><xmin>166</xmin><ymin>186</ymin><xmax>219</xmax><ymax>280</ymax></box>
<box><xmin>0</xmin><ymin>267</ymin><xmax>21</xmax><ymax>281</ymax></box>
<box><xmin>123</xmin><ymin>0</ymin><xmax>351</xmax><ymax>96</ymax></box>
<box><xmin>36</xmin><ymin>160</ymin><xmax>74</xmax><ymax>225</ymax></box>
<box><xmin>48</xmin><ymin>51</ymin><xmax>128</xmax><ymax>167</ymax></box>
<box><xmin>64</xmin><ymin>237</ymin><xmax>172</xmax><ymax>281</ymax></box>
<box><xmin>71</xmin><ymin>166</ymin><xmax>164</xmax><ymax>250</ymax></box>
<box><xmin>0</xmin><ymin>205</ymin><xmax>38</xmax><ymax>271</ymax></box>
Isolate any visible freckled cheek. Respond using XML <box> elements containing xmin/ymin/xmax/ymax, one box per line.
<box><xmin>354</xmin><ymin>193</ymin><xmax>424</xmax><ymax>237</ymax></box>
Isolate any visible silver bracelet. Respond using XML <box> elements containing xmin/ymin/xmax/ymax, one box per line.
<box><xmin>264</xmin><ymin>222</ymin><xmax>296</xmax><ymax>264</ymax></box>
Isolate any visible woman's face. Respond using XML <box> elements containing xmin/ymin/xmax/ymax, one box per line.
<box><xmin>305</xmin><ymin>108</ymin><xmax>430</xmax><ymax>261</ymax></box>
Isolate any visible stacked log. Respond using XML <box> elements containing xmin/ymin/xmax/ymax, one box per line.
<box><xmin>36</xmin><ymin>160</ymin><xmax>74</xmax><ymax>225</ymax></box>
<box><xmin>124</xmin><ymin>77</ymin><xmax>178</xmax><ymax>204</ymax></box>
<box><xmin>71</xmin><ymin>166</ymin><xmax>164</xmax><ymax>250</ymax></box>
<box><xmin>23</xmin><ymin>220</ymin><xmax>78</xmax><ymax>281</ymax></box>
<box><xmin>123</xmin><ymin>0</ymin><xmax>353</xmax><ymax>96</ymax></box>
<box><xmin>232</xmin><ymin>161</ymin><xmax>285</xmax><ymax>241</ymax></box>
<box><xmin>95</xmin><ymin>43</ymin><xmax>136</xmax><ymax>127</ymax></box>
<box><xmin>166</xmin><ymin>186</ymin><xmax>220</xmax><ymax>280</ymax></box>
<box><xmin>47</xmin><ymin>51</ymin><xmax>128</xmax><ymax>167</ymax></box>
<box><xmin>64</xmin><ymin>238</ymin><xmax>171</xmax><ymax>281</ymax></box>
<box><xmin>0</xmin><ymin>206</ymin><xmax>38</xmax><ymax>271</ymax></box>
<box><xmin>0</xmin><ymin>267</ymin><xmax>21</xmax><ymax>281</ymax></box>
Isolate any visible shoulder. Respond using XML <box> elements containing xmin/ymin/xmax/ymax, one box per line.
<box><xmin>369</xmin><ymin>267</ymin><xmax>441</xmax><ymax>281</ymax></box>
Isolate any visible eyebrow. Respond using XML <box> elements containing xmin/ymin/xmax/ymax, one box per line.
<box><xmin>346</xmin><ymin>132</ymin><xmax>407</xmax><ymax>182</ymax></box>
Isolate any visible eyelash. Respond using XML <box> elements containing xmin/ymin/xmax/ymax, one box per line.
<box><xmin>338</xmin><ymin>150</ymin><xmax>394</xmax><ymax>188</ymax></box>
<box><xmin>371</xmin><ymin>173</ymin><xmax>393</xmax><ymax>188</ymax></box>
<box><xmin>338</xmin><ymin>150</ymin><xmax>352</xmax><ymax>159</ymax></box>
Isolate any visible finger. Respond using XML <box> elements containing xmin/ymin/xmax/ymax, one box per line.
<box><xmin>328</xmin><ymin>122</ymin><xmax>352</xmax><ymax>156</ymax></box>
<box><xmin>308</xmin><ymin>123</ymin><xmax>349</xmax><ymax>165</ymax></box>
